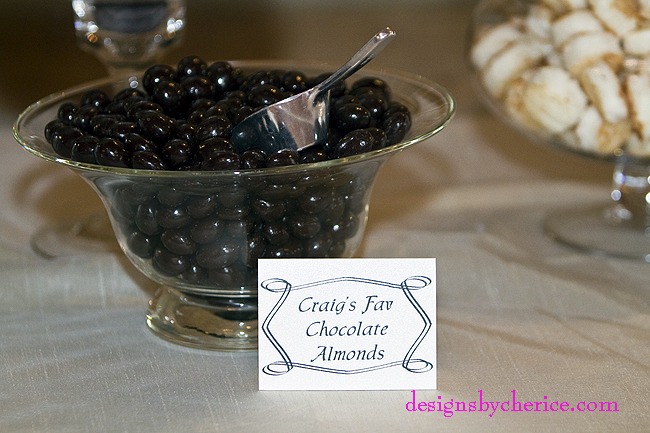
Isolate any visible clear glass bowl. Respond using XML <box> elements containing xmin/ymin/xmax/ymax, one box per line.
<box><xmin>468</xmin><ymin>0</ymin><xmax>650</xmax><ymax>261</ymax></box>
<box><xmin>13</xmin><ymin>61</ymin><xmax>455</xmax><ymax>350</ymax></box>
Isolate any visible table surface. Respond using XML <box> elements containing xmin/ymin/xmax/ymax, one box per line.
<box><xmin>2</xmin><ymin>1</ymin><xmax>649</xmax><ymax>432</ymax></box>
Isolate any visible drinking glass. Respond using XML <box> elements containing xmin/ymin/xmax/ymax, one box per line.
<box><xmin>72</xmin><ymin>0</ymin><xmax>186</xmax><ymax>75</ymax></box>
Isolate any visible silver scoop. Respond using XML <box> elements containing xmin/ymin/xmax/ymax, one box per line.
<box><xmin>230</xmin><ymin>27</ymin><xmax>397</xmax><ymax>154</ymax></box>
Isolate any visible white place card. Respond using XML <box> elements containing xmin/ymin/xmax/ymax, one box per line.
<box><xmin>258</xmin><ymin>258</ymin><xmax>436</xmax><ymax>391</ymax></box>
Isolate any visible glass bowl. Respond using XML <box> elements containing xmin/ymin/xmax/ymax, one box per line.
<box><xmin>468</xmin><ymin>0</ymin><xmax>650</xmax><ymax>261</ymax></box>
<box><xmin>13</xmin><ymin>60</ymin><xmax>455</xmax><ymax>350</ymax></box>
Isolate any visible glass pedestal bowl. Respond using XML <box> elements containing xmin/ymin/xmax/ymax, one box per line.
<box><xmin>13</xmin><ymin>61</ymin><xmax>455</xmax><ymax>350</ymax></box>
<box><xmin>468</xmin><ymin>0</ymin><xmax>650</xmax><ymax>261</ymax></box>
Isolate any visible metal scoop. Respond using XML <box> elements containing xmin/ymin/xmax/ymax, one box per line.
<box><xmin>230</xmin><ymin>27</ymin><xmax>396</xmax><ymax>154</ymax></box>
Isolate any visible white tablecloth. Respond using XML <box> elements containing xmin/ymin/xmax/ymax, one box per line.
<box><xmin>1</xmin><ymin>1</ymin><xmax>648</xmax><ymax>432</ymax></box>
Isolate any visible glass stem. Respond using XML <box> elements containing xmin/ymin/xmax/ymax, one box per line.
<box><xmin>609</xmin><ymin>156</ymin><xmax>650</xmax><ymax>229</ymax></box>
<box><xmin>104</xmin><ymin>63</ymin><xmax>143</xmax><ymax>77</ymax></box>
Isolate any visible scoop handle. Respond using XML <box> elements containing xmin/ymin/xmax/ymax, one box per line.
<box><xmin>313</xmin><ymin>27</ymin><xmax>396</xmax><ymax>97</ymax></box>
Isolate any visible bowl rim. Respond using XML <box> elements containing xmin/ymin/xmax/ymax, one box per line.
<box><xmin>13</xmin><ymin>60</ymin><xmax>455</xmax><ymax>178</ymax></box>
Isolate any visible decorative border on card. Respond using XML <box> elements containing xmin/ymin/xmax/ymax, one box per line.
<box><xmin>260</xmin><ymin>276</ymin><xmax>433</xmax><ymax>376</ymax></box>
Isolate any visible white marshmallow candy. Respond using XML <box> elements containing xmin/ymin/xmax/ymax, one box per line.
<box><xmin>579</xmin><ymin>61</ymin><xmax>629</xmax><ymax>123</ymax></box>
<box><xmin>588</xmin><ymin>0</ymin><xmax>638</xmax><ymax>36</ymax></box>
<box><xmin>551</xmin><ymin>9</ymin><xmax>604</xmax><ymax>47</ymax></box>
<box><xmin>526</xmin><ymin>4</ymin><xmax>555</xmax><ymax>40</ymax></box>
<box><xmin>522</xmin><ymin>66</ymin><xmax>588</xmax><ymax>134</ymax></box>
<box><xmin>573</xmin><ymin>105</ymin><xmax>630</xmax><ymax>153</ymax></box>
<box><xmin>470</xmin><ymin>22</ymin><xmax>524</xmax><ymax>70</ymax></box>
<box><xmin>623</xmin><ymin>28</ymin><xmax>650</xmax><ymax>57</ymax></box>
<box><xmin>503</xmin><ymin>74</ymin><xmax>542</xmax><ymax>131</ymax></box>
<box><xmin>625</xmin><ymin>72</ymin><xmax>650</xmax><ymax>142</ymax></box>
<box><xmin>575</xmin><ymin>109</ymin><xmax>603</xmax><ymax>154</ymax></box>
<box><xmin>481</xmin><ymin>38</ymin><xmax>548</xmax><ymax>98</ymax></box>
<box><xmin>561</xmin><ymin>31</ymin><xmax>624</xmax><ymax>75</ymax></box>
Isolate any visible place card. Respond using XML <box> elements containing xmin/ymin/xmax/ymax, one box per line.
<box><xmin>258</xmin><ymin>258</ymin><xmax>436</xmax><ymax>391</ymax></box>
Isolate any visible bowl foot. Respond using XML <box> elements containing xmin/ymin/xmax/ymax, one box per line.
<box><xmin>544</xmin><ymin>205</ymin><xmax>650</xmax><ymax>262</ymax></box>
<box><xmin>146</xmin><ymin>286</ymin><xmax>258</xmax><ymax>351</ymax></box>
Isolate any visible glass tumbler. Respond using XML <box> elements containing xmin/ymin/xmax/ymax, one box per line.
<box><xmin>72</xmin><ymin>0</ymin><xmax>186</xmax><ymax>75</ymax></box>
